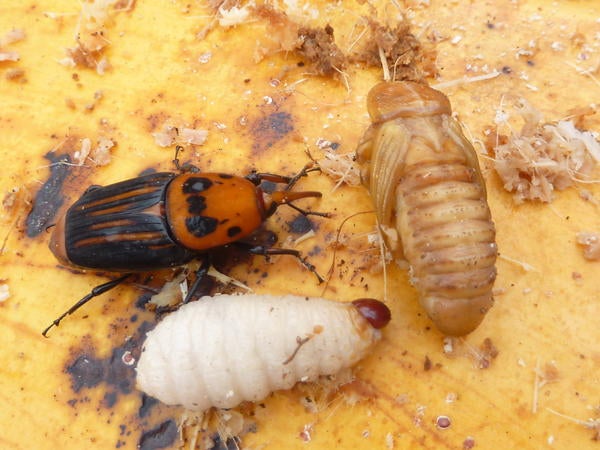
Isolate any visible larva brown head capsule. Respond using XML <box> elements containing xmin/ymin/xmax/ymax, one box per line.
<box><xmin>352</xmin><ymin>298</ymin><xmax>391</xmax><ymax>329</ymax></box>
<box><xmin>366</xmin><ymin>81</ymin><xmax>451</xmax><ymax>123</ymax></box>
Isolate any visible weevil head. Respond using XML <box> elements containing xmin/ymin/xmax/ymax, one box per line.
<box><xmin>367</xmin><ymin>81</ymin><xmax>452</xmax><ymax>123</ymax></box>
<box><xmin>352</xmin><ymin>298</ymin><xmax>391</xmax><ymax>329</ymax></box>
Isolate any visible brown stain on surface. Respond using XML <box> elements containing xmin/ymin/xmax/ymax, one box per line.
<box><xmin>250</xmin><ymin>111</ymin><xmax>294</xmax><ymax>155</ymax></box>
<box><xmin>25</xmin><ymin>152</ymin><xmax>72</xmax><ymax>237</ymax></box>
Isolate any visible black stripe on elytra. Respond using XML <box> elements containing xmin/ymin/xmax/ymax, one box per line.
<box><xmin>186</xmin><ymin>195</ymin><xmax>207</xmax><ymax>214</ymax></box>
<box><xmin>182</xmin><ymin>177</ymin><xmax>213</xmax><ymax>194</ymax></box>
<box><xmin>186</xmin><ymin>216</ymin><xmax>218</xmax><ymax>237</ymax></box>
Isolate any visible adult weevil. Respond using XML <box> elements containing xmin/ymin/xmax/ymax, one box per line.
<box><xmin>43</xmin><ymin>149</ymin><xmax>326</xmax><ymax>336</ymax></box>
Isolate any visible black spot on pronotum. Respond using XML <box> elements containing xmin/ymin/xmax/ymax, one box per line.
<box><xmin>218</xmin><ymin>173</ymin><xmax>233</xmax><ymax>179</ymax></box>
<box><xmin>186</xmin><ymin>195</ymin><xmax>207</xmax><ymax>214</ymax></box>
<box><xmin>182</xmin><ymin>177</ymin><xmax>213</xmax><ymax>194</ymax></box>
<box><xmin>186</xmin><ymin>215</ymin><xmax>218</xmax><ymax>237</ymax></box>
<box><xmin>227</xmin><ymin>226</ymin><xmax>242</xmax><ymax>238</ymax></box>
<box><xmin>26</xmin><ymin>152</ymin><xmax>71</xmax><ymax>237</ymax></box>
<box><xmin>138</xmin><ymin>420</ymin><xmax>178</xmax><ymax>450</ymax></box>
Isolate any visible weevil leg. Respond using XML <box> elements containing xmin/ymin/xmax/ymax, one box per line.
<box><xmin>172</xmin><ymin>145</ymin><xmax>199</xmax><ymax>173</ymax></box>
<box><xmin>245</xmin><ymin>246</ymin><xmax>324</xmax><ymax>284</ymax></box>
<box><xmin>284</xmin><ymin>201</ymin><xmax>331</xmax><ymax>218</ymax></box>
<box><xmin>183</xmin><ymin>258</ymin><xmax>211</xmax><ymax>304</ymax></box>
<box><xmin>42</xmin><ymin>273</ymin><xmax>132</xmax><ymax>337</ymax></box>
<box><xmin>284</xmin><ymin>163</ymin><xmax>321</xmax><ymax>191</ymax></box>
<box><xmin>245</xmin><ymin>163</ymin><xmax>322</xmax><ymax>188</ymax></box>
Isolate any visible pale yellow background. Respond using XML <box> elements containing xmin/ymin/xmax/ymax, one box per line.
<box><xmin>1</xmin><ymin>1</ymin><xmax>599</xmax><ymax>449</ymax></box>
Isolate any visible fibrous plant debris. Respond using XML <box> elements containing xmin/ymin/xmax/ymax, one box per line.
<box><xmin>488</xmin><ymin>98</ymin><xmax>600</xmax><ymax>203</ymax></box>
<box><xmin>297</xmin><ymin>25</ymin><xmax>346</xmax><ymax>76</ymax></box>
<box><xmin>151</xmin><ymin>122</ymin><xmax>209</xmax><ymax>148</ymax></box>
<box><xmin>204</xmin><ymin>2</ymin><xmax>433</xmax><ymax>82</ymax></box>
<box><xmin>348</xmin><ymin>18</ymin><xmax>437</xmax><ymax>82</ymax></box>
<box><xmin>54</xmin><ymin>0</ymin><xmax>135</xmax><ymax>74</ymax></box>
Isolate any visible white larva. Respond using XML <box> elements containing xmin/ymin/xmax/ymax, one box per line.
<box><xmin>136</xmin><ymin>294</ymin><xmax>390</xmax><ymax>411</ymax></box>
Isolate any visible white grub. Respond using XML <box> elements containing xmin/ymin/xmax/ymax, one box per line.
<box><xmin>136</xmin><ymin>294</ymin><xmax>386</xmax><ymax>411</ymax></box>
<box><xmin>576</xmin><ymin>232</ymin><xmax>600</xmax><ymax>260</ymax></box>
<box><xmin>491</xmin><ymin>98</ymin><xmax>600</xmax><ymax>203</ymax></box>
<box><xmin>0</xmin><ymin>283</ymin><xmax>9</xmax><ymax>302</ymax></box>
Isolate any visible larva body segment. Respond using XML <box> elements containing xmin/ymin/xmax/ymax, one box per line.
<box><xmin>356</xmin><ymin>81</ymin><xmax>497</xmax><ymax>336</ymax></box>
<box><xmin>136</xmin><ymin>294</ymin><xmax>389</xmax><ymax>411</ymax></box>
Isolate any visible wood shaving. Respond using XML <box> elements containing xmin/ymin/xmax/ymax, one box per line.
<box><xmin>488</xmin><ymin>98</ymin><xmax>600</xmax><ymax>203</ymax></box>
<box><xmin>57</xmin><ymin>0</ymin><xmax>133</xmax><ymax>74</ymax></box>
<box><xmin>73</xmin><ymin>137</ymin><xmax>114</xmax><ymax>166</ymax></box>
<box><xmin>0</xmin><ymin>283</ymin><xmax>9</xmax><ymax>303</ymax></box>
<box><xmin>152</xmin><ymin>123</ymin><xmax>209</xmax><ymax>148</ymax></box>
<box><xmin>576</xmin><ymin>232</ymin><xmax>600</xmax><ymax>260</ymax></box>
<box><xmin>317</xmin><ymin>151</ymin><xmax>362</xmax><ymax>189</ymax></box>
<box><xmin>0</xmin><ymin>28</ymin><xmax>25</xmax><ymax>62</ymax></box>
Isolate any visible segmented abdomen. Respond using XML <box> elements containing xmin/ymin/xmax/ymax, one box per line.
<box><xmin>135</xmin><ymin>294</ymin><xmax>387</xmax><ymax>411</ymax></box>
<box><xmin>357</xmin><ymin>81</ymin><xmax>497</xmax><ymax>336</ymax></box>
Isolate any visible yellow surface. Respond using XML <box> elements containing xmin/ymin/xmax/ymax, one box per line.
<box><xmin>1</xmin><ymin>1</ymin><xmax>599</xmax><ymax>449</ymax></box>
